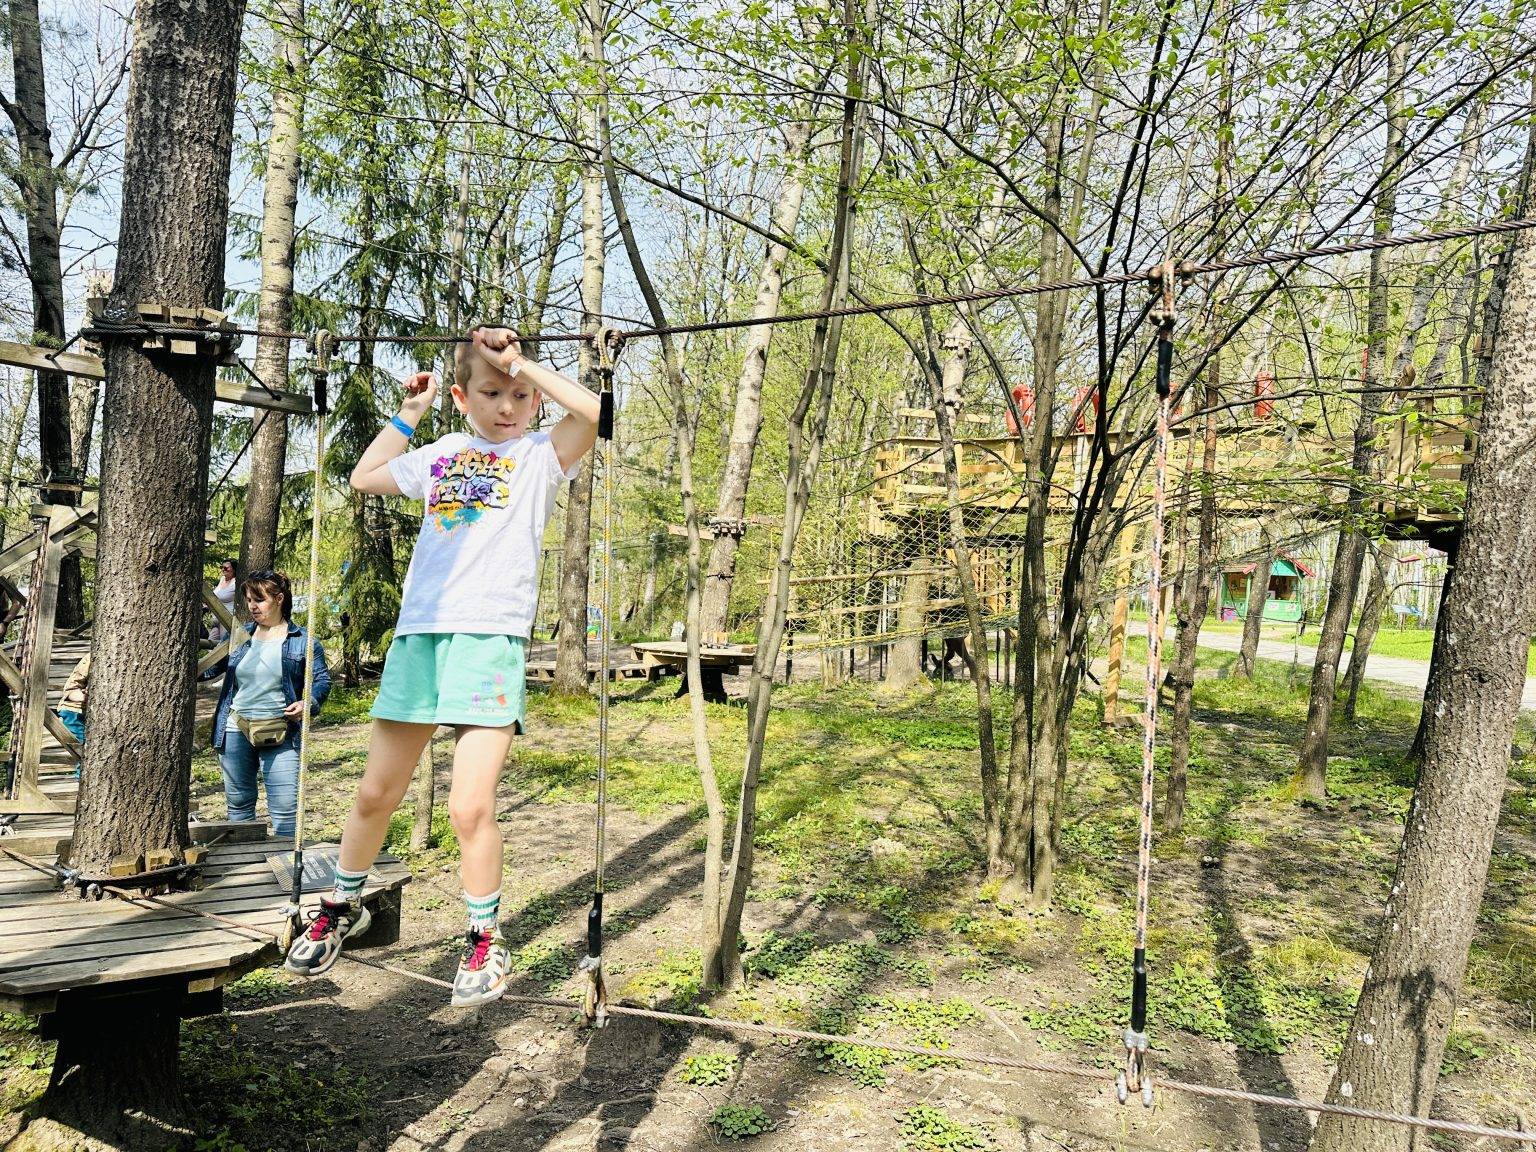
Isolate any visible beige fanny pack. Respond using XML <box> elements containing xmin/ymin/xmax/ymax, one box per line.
<box><xmin>236</xmin><ymin>714</ymin><xmax>289</xmax><ymax>749</ymax></box>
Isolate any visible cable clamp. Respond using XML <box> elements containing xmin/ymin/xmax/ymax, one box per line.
<box><xmin>707</xmin><ymin>516</ymin><xmax>749</xmax><ymax>539</ymax></box>
<box><xmin>578</xmin><ymin>954</ymin><xmax>609</xmax><ymax>1028</ymax></box>
<box><xmin>1117</xmin><ymin>1028</ymin><xmax>1154</xmax><ymax>1107</ymax></box>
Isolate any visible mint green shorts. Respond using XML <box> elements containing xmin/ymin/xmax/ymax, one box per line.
<box><xmin>371</xmin><ymin>633</ymin><xmax>527</xmax><ymax>730</ymax></box>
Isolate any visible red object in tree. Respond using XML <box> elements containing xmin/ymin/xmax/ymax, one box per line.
<box><xmin>1254</xmin><ymin>369</ymin><xmax>1275</xmax><ymax>420</ymax></box>
<box><xmin>1072</xmin><ymin>384</ymin><xmax>1102</xmax><ymax>433</ymax></box>
<box><xmin>1004</xmin><ymin>382</ymin><xmax>1035</xmax><ymax>435</ymax></box>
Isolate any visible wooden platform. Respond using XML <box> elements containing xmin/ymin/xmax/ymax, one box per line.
<box><xmin>631</xmin><ymin>641</ymin><xmax>756</xmax><ymax>703</ymax></box>
<box><xmin>869</xmin><ymin>408</ymin><xmax>1476</xmax><ymax>546</ymax></box>
<box><xmin>0</xmin><ymin>834</ymin><xmax>410</xmax><ymax>1016</ymax></box>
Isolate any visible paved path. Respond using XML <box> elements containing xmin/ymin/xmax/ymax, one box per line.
<box><xmin>1195</xmin><ymin>629</ymin><xmax>1536</xmax><ymax>710</ymax></box>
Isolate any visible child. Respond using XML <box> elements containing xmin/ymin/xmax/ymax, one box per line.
<box><xmin>284</xmin><ymin>327</ymin><xmax>599</xmax><ymax>1006</ymax></box>
<box><xmin>59</xmin><ymin>653</ymin><xmax>89</xmax><ymax>752</ymax></box>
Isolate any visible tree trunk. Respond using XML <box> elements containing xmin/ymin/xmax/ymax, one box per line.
<box><xmin>1409</xmin><ymin>75</ymin><xmax>1535</xmax><ymax>765</ymax></box>
<box><xmin>409</xmin><ymin>735</ymin><xmax>435</xmax><ymax>851</ymax></box>
<box><xmin>696</xmin><ymin>113</ymin><xmax>818</xmax><ymax>637</ymax></box>
<box><xmin>1003</xmin><ymin>102</ymin><xmax>1068</xmax><ymax>908</ymax></box>
<box><xmin>1234</xmin><ymin>525</ymin><xmax>1275</xmax><ymax>678</ymax></box>
<box><xmin>1166</xmin><ymin>358</ymin><xmax>1220</xmax><ymax>831</ymax></box>
<box><xmin>51</xmin><ymin>0</ymin><xmax>245</xmax><ymax>1133</ymax></box>
<box><xmin>5</xmin><ymin>0</ymin><xmax>84</xmax><ymax>629</ymax></box>
<box><xmin>917</xmin><ymin>296</ymin><xmax>1002</xmax><ymax>871</ymax></box>
<box><xmin>553</xmin><ymin>0</ymin><xmax>606</xmax><ymax>695</ymax></box>
<box><xmin>713</xmin><ymin>4</ymin><xmax>866</xmax><ymax>984</ymax></box>
<box><xmin>885</xmin><ymin>565</ymin><xmax>931</xmax><ymax>691</ymax></box>
<box><xmin>239</xmin><ymin>0</ymin><xmax>305</xmax><ymax>575</ymax></box>
<box><xmin>23</xmin><ymin>988</ymin><xmax>185</xmax><ymax>1148</ymax></box>
<box><xmin>1311</xmin><ymin>202</ymin><xmax>1536</xmax><ymax>1152</ymax></box>
<box><xmin>1296</xmin><ymin>42</ymin><xmax>1406</xmax><ymax>798</ymax></box>
<box><xmin>437</xmin><ymin>56</ymin><xmax>477</xmax><ymax>425</ymax></box>
<box><xmin>598</xmin><ymin>61</ymin><xmax>725</xmax><ymax>991</ymax></box>
<box><xmin>0</xmin><ymin>369</ymin><xmax>37</xmax><ymax>550</ymax></box>
<box><xmin>1341</xmin><ymin>540</ymin><xmax>1393</xmax><ymax>722</ymax></box>
<box><xmin>72</xmin><ymin>0</ymin><xmax>246</xmax><ymax>869</ymax></box>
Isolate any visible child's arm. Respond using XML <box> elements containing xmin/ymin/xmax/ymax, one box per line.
<box><xmin>473</xmin><ymin>329</ymin><xmax>600</xmax><ymax>473</ymax></box>
<box><xmin>350</xmin><ymin>371</ymin><xmax>439</xmax><ymax>494</ymax></box>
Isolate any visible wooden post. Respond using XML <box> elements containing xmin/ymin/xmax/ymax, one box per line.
<box><xmin>1103</xmin><ymin>526</ymin><xmax>1135</xmax><ymax>725</ymax></box>
<box><xmin>7</xmin><ymin>506</ymin><xmax>66</xmax><ymax>810</ymax></box>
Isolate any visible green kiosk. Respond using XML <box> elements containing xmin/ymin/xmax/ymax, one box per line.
<box><xmin>1219</xmin><ymin>555</ymin><xmax>1311</xmax><ymax>623</ymax></box>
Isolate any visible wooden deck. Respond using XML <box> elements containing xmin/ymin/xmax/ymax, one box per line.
<box><xmin>0</xmin><ymin>833</ymin><xmax>410</xmax><ymax>1016</ymax></box>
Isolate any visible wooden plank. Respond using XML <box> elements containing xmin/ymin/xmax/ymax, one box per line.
<box><xmin>0</xmin><ymin>646</ymin><xmax>83</xmax><ymax>758</ymax></box>
<box><xmin>0</xmin><ymin>338</ymin><xmax>311</xmax><ymax>413</ymax></box>
<box><xmin>0</xmin><ymin>907</ymin><xmax>285</xmax><ymax>949</ymax></box>
<box><xmin>12</xmin><ymin>508</ymin><xmax>65</xmax><ymax>798</ymax></box>
<box><xmin>1</xmin><ymin>939</ymin><xmax>278</xmax><ymax>996</ymax></box>
<box><xmin>0</xmin><ymin>909</ymin><xmax>288</xmax><ymax>958</ymax></box>
<box><xmin>214</xmin><ymin>380</ymin><xmax>313</xmax><ymax>415</ymax></box>
<box><xmin>190</xmin><ymin>820</ymin><xmax>279</xmax><ymax>845</ymax></box>
<box><xmin>0</xmin><ymin>890</ymin><xmax>293</xmax><ymax>937</ymax></box>
<box><xmin>0</xmin><ymin>338</ymin><xmax>105</xmax><ymax>380</ymax></box>
<box><xmin>0</xmin><ymin>874</ymin><xmax>404</xmax><ymax>935</ymax></box>
<box><xmin>0</xmin><ymin>924</ymin><xmax>281</xmax><ymax>973</ymax></box>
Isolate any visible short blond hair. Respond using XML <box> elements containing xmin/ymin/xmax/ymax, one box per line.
<box><xmin>453</xmin><ymin>324</ymin><xmax>487</xmax><ymax>390</ymax></box>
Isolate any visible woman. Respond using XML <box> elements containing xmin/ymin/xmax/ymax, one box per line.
<box><xmin>211</xmin><ymin>569</ymin><xmax>331</xmax><ymax>836</ymax></box>
<box><xmin>209</xmin><ymin>558</ymin><xmax>238</xmax><ymax>644</ymax></box>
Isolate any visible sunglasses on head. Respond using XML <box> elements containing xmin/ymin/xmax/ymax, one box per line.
<box><xmin>246</xmin><ymin>569</ymin><xmax>282</xmax><ymax>584</ymax></box>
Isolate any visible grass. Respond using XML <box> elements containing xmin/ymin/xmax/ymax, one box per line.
<box><xmin>182</xmin><ymin>1017</ymin><xmax>371</xmax><ymax>1152</ymax></box>
<box><xmin>148</xmin><ymin>639</ymin><xmax>1536</xmax><ymax>1147</ymax></box>
<box><xmin>1192</xmin><ymin>615</ymin><xmax>1536</xmax><ymax>676</ymax></box>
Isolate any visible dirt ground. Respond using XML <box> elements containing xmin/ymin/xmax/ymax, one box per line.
<box><xmin>3</xmin><ymin>654</ymin><xmax>1534</xmax><ymax>1152</ymax></box>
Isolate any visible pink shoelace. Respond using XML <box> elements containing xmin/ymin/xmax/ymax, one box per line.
<box><xmin>306</xmin><ymin>905</ymin><xmax>341</xmax><ymax>941</ymax></box>
<box><xmin>463</xmin><ymin>931</ymin><xmax>493</xmax><ymax>971</ymax></box>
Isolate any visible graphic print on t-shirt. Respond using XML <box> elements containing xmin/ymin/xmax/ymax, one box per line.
<box><xmin>427</xmin><ymin>447</ymin><xmax>516</xmax><ymax>532</ymax></box>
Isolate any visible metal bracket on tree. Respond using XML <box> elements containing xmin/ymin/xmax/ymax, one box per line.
<box><xmin>82</xmin><ymin>299</ymin><xmax>240</xmax><ymax>365</ymax></box>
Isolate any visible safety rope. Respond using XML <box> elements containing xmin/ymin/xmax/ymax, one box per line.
<box><xmin>77</xmin><ymin>216</ymin><xmax>1536</xmax><ymax>350</ymax></box>
<box><xmin>285</xmin><ymin>331</ymin><xmax>335</xmax><ymax>949</ymax></box>
<box><xmin>0</xmin><ymin>842</ymin><xmax>1529</xmax><ymax>1145</ymax></box>
<box><xmin>579</xmin><ymin>328</ymin><xmax>624</xmax><ymax>1027</ymax></box>
<box><xmin>1120</xmin><ymin>261</ymin><xmax>1183</xmax><ymax>1106</ymax></box>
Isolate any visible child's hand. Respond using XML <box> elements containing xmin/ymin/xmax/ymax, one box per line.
<box><xmin>400</xmin><ymin>371</ymin><xmax>438</xmax><ymax>417</ymax></box>
<box><xmin>472</xmin><ymin>327</ymin><xmax>526</xmax><ymax>372</ymax></box>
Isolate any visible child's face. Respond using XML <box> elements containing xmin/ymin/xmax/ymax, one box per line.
<box><xmin>452</xmin><ymin>358</ymin><xmax>540</xmax><ymax>441</ymax></box>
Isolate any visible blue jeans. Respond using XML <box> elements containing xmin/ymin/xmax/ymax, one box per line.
<box><xmin>60</xmin><ymin>709</ymin><xmax>86</xmax><ymax>777</ymax></box>
<box><xmin>59</xmin><ymin>709</ymin><xmax>86</xmax><ymax>744</ymax></box>
<box><xmin>220</xmin><ymin>724</ymin><xmax>299</xmax><ymax>837</ymax></box>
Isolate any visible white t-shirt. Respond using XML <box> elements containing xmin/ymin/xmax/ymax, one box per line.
<box><xmin>388</xmin><ymin>430</ymin><xmax>580</xmax><ymax>638</ymax></box>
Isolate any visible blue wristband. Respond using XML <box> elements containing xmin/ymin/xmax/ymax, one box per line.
<box><xmin>389</xmin><ymin>415</ymin><xmax>416</xmax><ymax>439</ymax></box>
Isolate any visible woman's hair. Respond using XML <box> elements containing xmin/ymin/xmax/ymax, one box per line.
<box><xmin>220</xmin><ymin>557</ymin><xmax>237</xmax><ymax>571</ymax></box>
<box><xmin>242</xmin><ymin>569</ymin><xmax>293</xmax><ymax>622</ymax></box>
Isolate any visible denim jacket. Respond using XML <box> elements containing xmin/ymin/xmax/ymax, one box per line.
<box><xmin>211</xmin><ymin>622</ymin><xmax>331</xmax><ymax>752</ymax></box>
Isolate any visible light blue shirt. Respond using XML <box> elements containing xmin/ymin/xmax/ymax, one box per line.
<box><xmin>231</xmin><ymin>637</ymin><xmax>287</xmax><ymax>719</ymax></box>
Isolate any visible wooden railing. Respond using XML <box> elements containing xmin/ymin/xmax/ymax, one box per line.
<box><xmin>870</xmin><ymin>407</ymin><xmax>1478</xmax><ymax>539</ymax></box>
